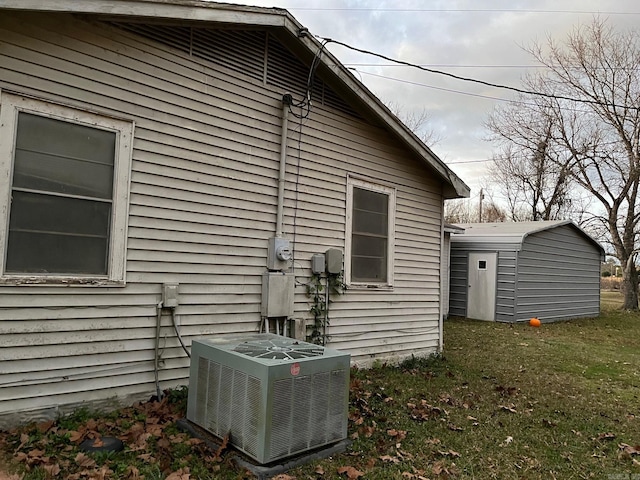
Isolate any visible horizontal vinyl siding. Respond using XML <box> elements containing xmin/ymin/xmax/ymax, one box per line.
<box><xmin>284</xmin><ymin>107</ymin><xmax>445</xmax><ymax>364</ymax></box>
<box><xmin>0</xmin><ymin>13</ymin><xmax>282</xmax><ymax>419</ymax></box>
<box><xmin>0</xmin><ymin>12</ymin><xmax>447</xmax><ymax>422</ymax></box>
<box><xmin>515</xmin><ymin>226</ymin><xmax>601</xmax><ymax>322</ymax></box>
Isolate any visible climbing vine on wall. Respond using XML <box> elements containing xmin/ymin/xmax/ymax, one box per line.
<box><xmin>307</xmin><ymin>271</ymin><xmax>345</xmax><ymax>345</ymax></box>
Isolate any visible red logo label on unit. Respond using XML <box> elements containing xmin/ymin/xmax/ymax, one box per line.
<box><xmin>290</xmin><ymin>362</ymin><xmax>300</xmax><ymax>376</ymax></box>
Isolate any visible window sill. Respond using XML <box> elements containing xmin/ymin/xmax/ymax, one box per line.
<box><xmin>0</xmin><ymin>276</ymin><xmax>125</xmax><ymax>287</ymax></box>
<box><xmin>346</xmin><ymin>283</ymin><xmax>394</xmax><ymax>291</ymax></box>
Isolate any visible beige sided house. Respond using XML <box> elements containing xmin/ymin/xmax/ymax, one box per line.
<box><xmin>0</xmin><ymin>0</ymin><xmax>469</xmax><ymax>427</ymax></box>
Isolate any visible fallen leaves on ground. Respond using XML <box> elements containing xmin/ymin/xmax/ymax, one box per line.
<box><xmin>500</xmin><ymin>436</ymin><xmax>514</xmax><ymax>447</ymax></box>
<box><xmin>619</xmin><ymin>443</ymin><xmax>640</xmax><ymax>457</ymax></box>
<box><xmin>401</xmin><ymin>468</ymin><xmax>430</xmax><ymax>480</ymax></box>
<box><xmin>337</xmin><ymin>465</ymin><xmax>365</xmax><ymax>478</ymax></box>
<box><xmin>0</xmin><ymin>473</ymin><xmax>22</xmax><ymax>480</ymax></box>
<box><xmin>498</xmin><ymin>404</ymin><xmax>518</xmax><ymax>414</ymax></box>
<box><xmin>432</xmin><ymin>460</ymin><xmax>458</xmax><ymax>476</ymax></box>
<box><xmin>407</xmin><ymin>400</ymin><xmax>448</xmax><ymax>422</ymax></box>
<box><xmin>495</xmin><ymin>385</ymin><xmax>519</xmax><ymax>397</ymax></box>
<box><xmin>165</xmin><ymin>467</ymin><xmax>190</xmax><ymax>480</ymax></box>
<box><xmin>0</xmin><ymin>392</ymin><xmax>221</xmax><ymax>480</ymax></box>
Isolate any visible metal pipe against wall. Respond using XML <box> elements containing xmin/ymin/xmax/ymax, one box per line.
<box><xmin>276</xmin><ymin>95</ymin><xmax>292</xmax><ymax>237</ymax></box>
<box><xmin>154</xmin><ymin>302</ymin><xmax>163</xmax><ymax>400</ymax></box>
<box><xmin>438</xmin><ymin>204</ymin><xmax>445</xmax><ymax>353</ymax></box>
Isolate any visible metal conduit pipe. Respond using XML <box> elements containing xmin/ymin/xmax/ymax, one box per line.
<box><xmin>154</xmin><ymin>302</ymin><xmax>163</xmax><ymax>400</ymax></box>
<box><xmin>171</xmin><ymin>308</ymin><xmax>190</xmax><ymax>358</ymax></box>
<box><xmin>276</xmin><ymin>94</ymin><xmax>293</xmax><ymax>237</ymax></box>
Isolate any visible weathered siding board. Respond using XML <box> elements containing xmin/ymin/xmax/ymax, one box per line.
<box><xmin>0</xmin><ymin>11</ymin><xmax>447</xmax><ymax>424</ymax></box>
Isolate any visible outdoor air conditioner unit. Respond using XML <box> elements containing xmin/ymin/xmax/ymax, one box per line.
<box><xmin>186</xmin><ymin>333</ymin><xmax>350</xmax><ymax>464</ymax></box>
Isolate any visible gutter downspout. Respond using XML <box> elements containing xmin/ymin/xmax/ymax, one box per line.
<box><xmin>154</xmin><ymin>302</ymin><xmax>163</xmax><ymax>400</ymax></box>
<box><xmin>276</xmin><ymin>94</ymin><xmax>293</xmax><ymax>237</ymax></box>
<box><xmin>438</xmin><ymin>200</ymin><xmax>445</xmax><ymax>353</ymax></box>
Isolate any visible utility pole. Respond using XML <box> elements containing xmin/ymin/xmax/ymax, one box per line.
<box><xmin>478</xmin><ymin>188</ymin><xmax>484</xmax><ymax>222</ymax></box>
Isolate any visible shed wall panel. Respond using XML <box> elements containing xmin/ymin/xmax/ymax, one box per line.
<box><xmin>516</xmin><ymin>225</ymin><xmax>601</xmax><ymax>321</ymax></box>
<box><xmin>495</xmin><ymin>251</ymin><xmax>517</xmax><ymax>322</ymax></box>
<box><xmin>448</xmin><ymin>248</ymin><xmax>467</xmax><ymax>317</ymax></box>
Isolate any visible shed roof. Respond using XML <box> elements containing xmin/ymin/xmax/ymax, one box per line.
<box><xmin>0</xmin><ymin>0</ymin><xmax>470</xmax><ymax>199</ymax></box>
<box><xmin>452</xmin><ymin>220</ymin><xmax>605</xmax><ymax>255</ymax></box>
<box><xmin>444</xmin><ymin>223</ymin><xmax>465</xmax><ymax>234</ymax></box>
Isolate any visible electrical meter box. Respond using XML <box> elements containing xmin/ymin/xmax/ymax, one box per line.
<box><xmin>267</xmin><ymin>237</ymin><xmax>292</xmax><ymax>271</ymax></box>
<box><xmin>325</xmin><ymin>248</ymin><xmax>343</xmax><ymax>274</ymax></box>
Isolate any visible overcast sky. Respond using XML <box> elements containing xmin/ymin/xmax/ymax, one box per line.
<box><xmin>224</xmin><ymin>0</ymin><xmax>640</xmax><ymax>201</ymax></box>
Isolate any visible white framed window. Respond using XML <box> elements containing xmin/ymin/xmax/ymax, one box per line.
<box><xmin>345</xmin><ymin>176</ymin><xmax>396</xmax><ymax>288</ymax></box>
<box><xmin>0</xmin><ymin>92</ymin><xmax>133</xmax><ymax>284</ymax></box>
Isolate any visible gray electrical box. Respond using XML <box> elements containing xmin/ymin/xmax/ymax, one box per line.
<box><xmin>325</xmin><ymin>248</ymin><xmax>343</xmax><ymax>274</ymax></box>
<box><xmin>311</xmin><ymin>254</ymin><xmax>325</xmax><ymax>274</ymax></box>
<box><xmin>261</xmin><ymin>272</ymin><xmax>294</xmax><ymax>317</ymax></box>
<box><xmin>162</xmin><ymin>283</ymin><xmax>179</xmax><ymax>308</ymax></box>
<box><xmin>267</xmin><ymin>237</ymin><xmax>292</xmax><ymax>271</ymax></box>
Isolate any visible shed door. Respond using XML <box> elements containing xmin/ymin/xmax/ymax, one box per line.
<box><xmin>467</xmin><ymin>252</ymin><xmax>497</xmax><ymax>321</ymax></box>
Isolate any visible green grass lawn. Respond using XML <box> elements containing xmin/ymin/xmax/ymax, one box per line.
<box><xmin>2</xmin><ymin>291</ymin><xmax>639</xmax><ymax>479</ymax></box>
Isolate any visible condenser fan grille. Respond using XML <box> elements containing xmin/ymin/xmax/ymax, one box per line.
<box><xmin>233</xmin><ymin>339</ymin><xmax>324</xmax><ymax>360</ymax></box>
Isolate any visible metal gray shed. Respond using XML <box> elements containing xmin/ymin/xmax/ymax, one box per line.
<box><xmin>449</xmin><ymin>221</ymin><xmax>605</xmax><ymax>322</ymax></box>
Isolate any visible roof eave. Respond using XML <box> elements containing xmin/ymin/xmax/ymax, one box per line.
<box><xmin>0</xmin><ymin>0</ymin><xmax>288</xmax><ymax>27</ymax></box>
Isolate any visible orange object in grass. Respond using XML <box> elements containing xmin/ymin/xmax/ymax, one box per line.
<box><xmin>529</xmin><ymin>317</ymin><xmax>541</xmax><ymax>327</ymax></box>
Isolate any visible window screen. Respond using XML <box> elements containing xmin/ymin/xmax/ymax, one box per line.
<box><xmin>350</xmin><ymin>186</ymin><xmax>389</xmax><ymax>283</ymax></box>
<box><xmin>5</xmin><ymin>112</ymin><xmax>116</xmax><ymax>275</ymax></box>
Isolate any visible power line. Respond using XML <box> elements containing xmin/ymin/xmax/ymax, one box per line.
<box><xmin>291</xmin><ymin>8</ymin><xmax>640</xmax><ymax>15</ymax></box>
<box><xmin>346</xmin><ymin>62</ymin><xmax>637</xmax><ymax>71</ymax></box>
<box><xmin>354</xmin><ymin>69</ymin><xmax>518</xmax><ymax>103</ymax></box>
<box><xmin>346</xmin><ymin>63</ymin><xmax>547</xmax><ymax>69</ymax></box>
<box><xmin>323</xmin><ymin>37</ymin><xmax>635</xmax><ymax>110</ymax></box>
<box><xmin>447</xmin><ymin>159</ymin><xmax>494</xmax><ymax>165</ymax></box>
<box><xmin>353</xmin><ymin>69</ymin><xmax>592</xmax><ymax>114</ymax></box>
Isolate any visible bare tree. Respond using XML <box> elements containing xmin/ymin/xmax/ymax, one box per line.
<box><xmin>487</xmin><ymin>85</ymin><xmax>577</xmax><ymax>222</ymax></box>
<box><xmin>385</xmin><ymin>101</ymin><xmax>443</xmax><ymax>147</ymax></box>
<box><xmin>445</xmin><ymin>196</ymin><xmax>506</xmax><ymax>223</ymax></box>
<box><xmin>488</xmin><ymin>18</ymin><xmax>640</xmax><ymax>309</ymax></box>
<box><xmin>445</xmin><ymin>198</ymin><xmax>477</xmax><ymax>223</ymax></box>
<box><xmin>482</xmin><ymin>200</ymin><xmax>508</xmax><ymax>223</ymax></box>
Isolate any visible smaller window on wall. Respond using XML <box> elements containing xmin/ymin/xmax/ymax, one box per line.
<box><xmin>0</xmin><ymin>92</ymin><xmax>134</xmax><ymax>284</ymax></box>
<box><xmin>345</xmin><ymin>176</ymin><xmax>396</xmax><ymax>288</ymax></box>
